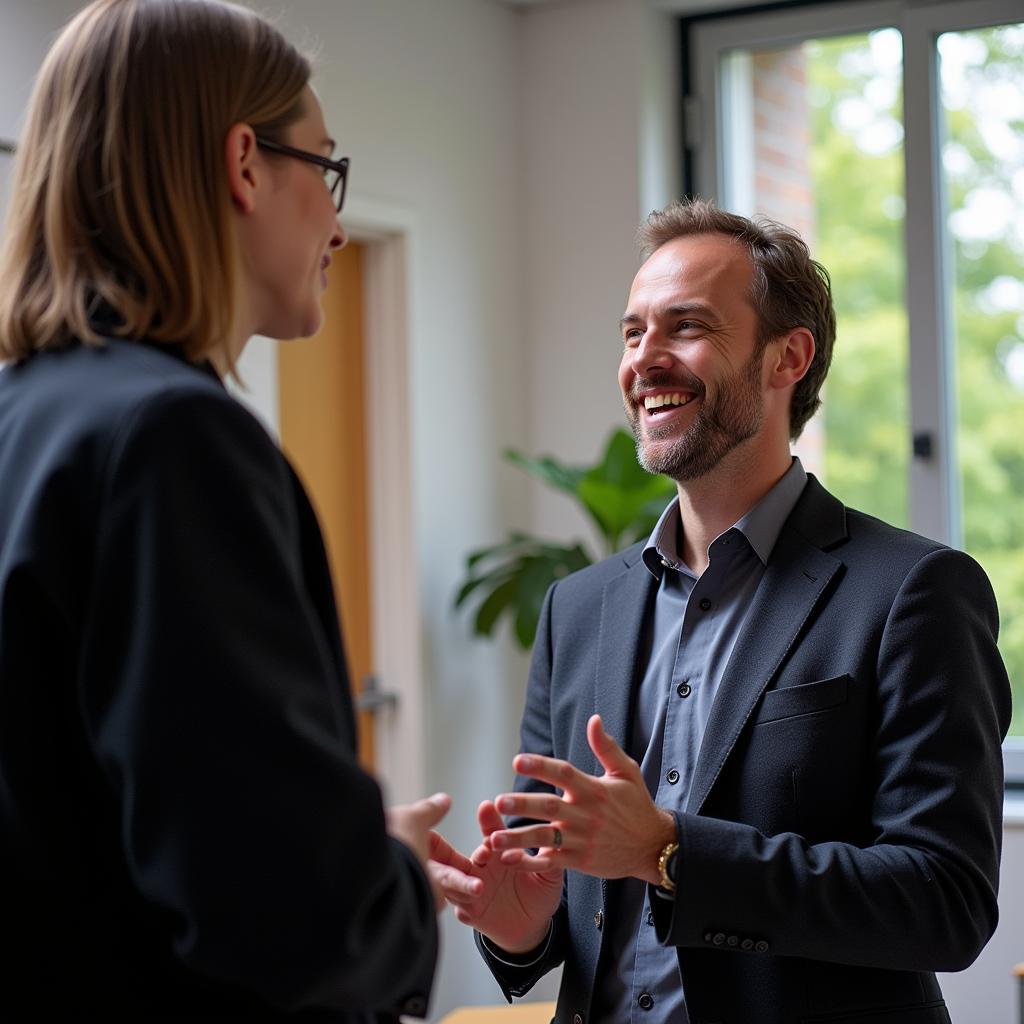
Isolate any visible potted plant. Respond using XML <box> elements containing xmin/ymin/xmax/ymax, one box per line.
<box><xmin>455</xmin><ymin>428</ymin><xmax>675</xmax><ymax>648</ymax></box>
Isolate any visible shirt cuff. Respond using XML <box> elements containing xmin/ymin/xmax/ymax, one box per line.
<box><xmin>478</xmin><ymin>921</ymin><xmax>554</xmax><ymax>968</ymax></box>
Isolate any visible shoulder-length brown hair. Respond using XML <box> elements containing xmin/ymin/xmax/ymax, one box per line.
<box><xmin>0</xmin><ymin>0</ymin><xmax>310</xmax><ymax>365</ymax></box>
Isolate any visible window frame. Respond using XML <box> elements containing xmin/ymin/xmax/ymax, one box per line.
<box><xmin>684</xmin><ymin>0</ymin><xmax>1023</xmax><ymax>782</ymax></box>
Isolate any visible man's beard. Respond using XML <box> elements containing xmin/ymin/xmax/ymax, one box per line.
<box><xmin>626</xmin><ymin>351</ymin><xmax>764</xmax><ymax>482</ymax></box>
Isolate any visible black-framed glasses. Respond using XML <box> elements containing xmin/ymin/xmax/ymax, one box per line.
<box><xmin>255</xmin><ymin>137</ymin><xmax>350</xmax><ymax>213</ymax></box>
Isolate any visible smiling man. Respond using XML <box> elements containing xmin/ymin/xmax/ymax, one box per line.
<box><xmin>437</xmin><ymin>199</ymin><xmax>1012</xmax><ymax>1024</ymax></box>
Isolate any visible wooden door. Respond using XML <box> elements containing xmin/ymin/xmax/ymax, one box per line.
<box><xmin>278</xmin><ymin>242</ymin><xmax>375</xmax><ymax>769</ymax></box>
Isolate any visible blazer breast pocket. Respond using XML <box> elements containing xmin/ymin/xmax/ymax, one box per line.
<box><xmin>753</xmin><ymin>674</ymin><xmax>851</xmax><ymax>725</ymax></box>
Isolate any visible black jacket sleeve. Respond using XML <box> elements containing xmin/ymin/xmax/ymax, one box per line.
<box><xmin>77</xmin><ymin>387</ymin><xmax>437</xmax><ymax>1014</ymax></box>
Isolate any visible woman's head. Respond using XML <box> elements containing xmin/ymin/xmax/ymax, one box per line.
<box><xmin>0</xmin><ymin>0</ymin><xmax>344</xmax><ymax>367</ymax></box>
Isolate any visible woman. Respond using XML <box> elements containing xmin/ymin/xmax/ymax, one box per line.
<box><xmin>0</xmin><ymin>1</ymin><xmax>462</xmax><ymax>1016</ymax></box>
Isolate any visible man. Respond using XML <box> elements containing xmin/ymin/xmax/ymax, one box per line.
<box><xmin>437</xmin><ymin>199</ymin><xmax>1011</xmax><ymax>1023</ymax></box>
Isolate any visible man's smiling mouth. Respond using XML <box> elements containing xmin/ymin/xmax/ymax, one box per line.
<box><xmin>643</xmin><ymin>392</ymin><xmax>698</xmax><ymax>414</ymax></box>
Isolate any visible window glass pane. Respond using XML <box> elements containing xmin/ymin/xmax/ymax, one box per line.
<box><xmin>939</xmin><ymin>23</ymin><xmax>1024</xmax><ymax>737</ymax></box>
<box><xmin>720</xmin><ymin>31</ymin><xmax>909</xmax><ymax>526</ymax></box>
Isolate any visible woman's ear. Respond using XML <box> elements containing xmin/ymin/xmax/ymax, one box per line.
<box><xmin>768</xmin><ymin>327</ymin><xmax>815</xmax><ymax>391</ymax></box>
<box><xmin>224</xmin><ymin>123</ymin><xmax>259</xmax><ymax>214</ymax></box>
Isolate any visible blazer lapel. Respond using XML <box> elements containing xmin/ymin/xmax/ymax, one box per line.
<box><xmin>593</xmin><ymin>550</ymin><xmax>658</xmax><ymax>770</ymax></box>
<box><xmin>686</xmin><ymin>477</ymin><xmax>847</xmax><ymax>814</ymax></box>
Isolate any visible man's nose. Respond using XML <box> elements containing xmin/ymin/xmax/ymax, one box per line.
<box><xmin>630</xmin><ymin>329</ymin><xmax>674</xmax><ymax>376</ymax></box>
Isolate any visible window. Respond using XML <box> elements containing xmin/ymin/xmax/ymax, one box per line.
<box><xmin>689</xmin><ymin>0</ymin><xmax>1024</xmax><ymax>766</ymax></box>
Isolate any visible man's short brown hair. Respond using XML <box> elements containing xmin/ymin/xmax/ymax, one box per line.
<box><xmin>638</xmin><ymin>198</ymin><xmax>836</xmax><ymax>439</ymax></box>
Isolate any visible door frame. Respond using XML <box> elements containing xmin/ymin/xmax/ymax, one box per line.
<box><xmin>345</xmin><ymin>196</ymin><xmax>425</xmax><ymax>804</ymax></box>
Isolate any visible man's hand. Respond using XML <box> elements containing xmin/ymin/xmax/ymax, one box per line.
<box><xmin>489</xmin><ymin>714</ymin><xmax>676</xmax><ymax>884</ymax></box>
<box><xmin>435</xmin><ymin>800</ymin><xmax>563</xmax><ymax>955</ymax></box>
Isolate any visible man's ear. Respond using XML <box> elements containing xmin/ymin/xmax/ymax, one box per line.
<box><xmin>225</xmin><ymin>122</ymin><xmax>259</xmax><ymax>214</ymax></box>
<box><xmin>767</xmin><ymin>327</ymin><xmax>815</xmax><ymax>391</ymax></box>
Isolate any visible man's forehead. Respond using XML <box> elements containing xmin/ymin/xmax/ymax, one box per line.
<box><xmin>629</xmin><ymin>234</ymin><xmax>751</xmax><ymax>299</ymax></box>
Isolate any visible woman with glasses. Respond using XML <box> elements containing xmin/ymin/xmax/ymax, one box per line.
<box><xmin>0</xmin><ymin>1</ymin><xmax>466</xmax><ymax>1017</ymax></box>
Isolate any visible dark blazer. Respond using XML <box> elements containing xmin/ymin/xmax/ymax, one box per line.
<box><xmin>0</xmin><ymin>338</ymin><xmax>436</xmax><ymax>1020</ymax></box>
<box><xmin>479</xmin><ymin>476</ymin><xmax>1011</xmax><ymax>1024</ymax></box>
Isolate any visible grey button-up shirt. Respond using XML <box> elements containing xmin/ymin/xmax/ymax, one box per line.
<box><xmin>594</xmin><ymin>458</ymin><xmax>807</xmax><ymax>1023</ymax></box>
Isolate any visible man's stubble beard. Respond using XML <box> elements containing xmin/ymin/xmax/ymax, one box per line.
<box><xmin>627</xmin><ymin>349</ymin><xmax>765</xmax><ymax>483</ymax></box>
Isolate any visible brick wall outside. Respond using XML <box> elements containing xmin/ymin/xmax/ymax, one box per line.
<box><xmin>750</xmin><ymin>45</ymin><xmax>825</xmax><ymax>474</ymax></box>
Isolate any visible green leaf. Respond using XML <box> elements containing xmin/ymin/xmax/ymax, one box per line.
<box><xmin>465</xmin><ymin>532</ymin><xmax>534</xmax><ymax>570</ymax></box>
<box><xmin>473</xmin><ymin>576</ymin><xmax>520</xmax><ymax>636</ymax></box>
<box><xmin>597</xmin><ymin>429</ymin><xmax>650</xmax><ymax>488</ymax></box>
<box><xmin>504</xmin><ymin>449</ymin><xmax>585</xmax><ymax>496</ymax></box>
<box><xmin>454</xmin><ymin>569</ymin><xmax>514</xmax><ymax>608</ymax></box>
<box><xmin>513</xmin><ymin>557</ymin><xmax>560</xmax><ymax>648</ymax></box>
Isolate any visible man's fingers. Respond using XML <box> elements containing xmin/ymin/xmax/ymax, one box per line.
<box><xmin>428</xmin><ymin>831</ymin><xmax>476</xmax><ymax>874</ymax></box>
<box><xmin>587</xmin><ymin>713</ymin><xmax>635</xmax><ymax>777</ymax></box>
<box><xmin>429</xmin><ymin>862</ymin><xmax>483</xmax><ymax>899</ymax></box>
<box><xmin>513</xmin><ymin>753</ymin><xmax>583</xmax><ymax>792</ymax></box>
<box><xmin>500</xmin><ymin>849</ymin><xmax>560</xmax><ymax>874</ymax></box>
<box><xmin>495</xmin><ymin>791</ymin><xmax>574</xmax><ymax>823</ymax></box>
<box><xmin>470</xmin><ymin>840</ymin><xmax>494</xmax><ymax>867</ymax></box>
<box><xmin>490</xmin><ymin>823</ymin><xmax>564</xmax><ymax>853</ymax></box>
<box><xmin>478</xmin><ymin>799</ymin><xmax>505</xmax><ymax>837</ymax></box>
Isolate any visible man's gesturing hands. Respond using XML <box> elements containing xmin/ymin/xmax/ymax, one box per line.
<box><xmin>430</xmin><ymin>713</ymin><xmax>677</xmax><ymax>955</ymax></box>
<box><xmin>489</xmin><ymin>714</ymin><xmax>676</xmax><ymax>885</ymax></box>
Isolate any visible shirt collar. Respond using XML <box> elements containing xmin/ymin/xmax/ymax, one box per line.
<box><xmin>641</xmin><ymin>457</ymin><xmax>808</xmax><ymax>577</ymax></box>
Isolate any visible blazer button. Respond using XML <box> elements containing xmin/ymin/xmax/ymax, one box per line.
<box><xmin>726</xmin><ymin>935</ymin><xmax>739</xmax><ymax>947</ymax></box>
<box><xmin>573</xmin><ymin>1014</ymin><xmax>584</xmax><ymax>1024</ymax></box>
<box><xmin>666</xmin><ymin>768</ymin><xmax>680</xmax><ymax>784</ymax></box>
<box><xmin>638</xmin><ymin>992</ymin><xmax>654</xmax><ymax>1011</ymax></box>
<box><xmin>677</xmin><ymin>682</ymin><xmax>692</xmax><ymax>698</ymax></box>
<box><xmin>755</xmin><ymin>940</ymin><xmax>770</xmax><ymax>953</ymax></box>
<box><xmin>594</xmin><ymin>910</ymin><xmax>603</xmax><ymax>930</ymax></box>
<box><xmin>401</xmin><ymin>995</ymin><xmax>427</xmax><ymax>1015</ymax></box>
<box><xmin>704</xmin><ymin>931</ymin><xmax>714</xmax><ymax>943</ymax></box>
<box><xmin>740</xmin><ymin>938</ymin><xmax>754</xmax><ymax>951</ymax></box>
<box><xmin>712</xmin><ymin>932</ymin><xmax>725</xmax><ymax>945</ymax></box>
<box><xmin>647</xmin><ymin>910</ymin><xmax>655</xmax><ymax>926</ymax></box>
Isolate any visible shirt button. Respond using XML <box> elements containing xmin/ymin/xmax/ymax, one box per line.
<box><xmin>677</xmin><ymin>682</ymin><xmax>692</xmax><ymax>698</ymax></box>
<box><xmin>666</xmin><ymin>768</ymin><xmax>680</xmax><ymax>784</ymax></box>
<box><xmin>594</xmin><ymin>910</ymin><xmax>603</xmax><ymax>930</ymax></box>
<box><xmin>699</xmin><ymin>597</ymin><xmax>712</xmax><ymax>611</ymax></box>
<box><xmin>638</xmin><ymin>993</ymin><xmax>655</xmax><ymax>1011</ymax></box>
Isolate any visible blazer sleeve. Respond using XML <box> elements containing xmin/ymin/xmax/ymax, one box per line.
<box><xmin>650</xmin><ymin>546</ymin><xmax>1012</xmax><ymax>972</ymax></box>
<box><xmin>78</xmin><ymin>388</ymin><xmax>437</xmax><ymax>1015</ymax></box>
<box><xmin>475</xmin><ymin>582</ymin><xmax>569</xmax><ymax>999</ymax></box>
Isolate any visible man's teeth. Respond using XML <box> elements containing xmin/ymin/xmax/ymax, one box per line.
<box><xmin>644</xmin><ymin>393</ymin><xmax>694</xmax><ymax>410</ymax></box>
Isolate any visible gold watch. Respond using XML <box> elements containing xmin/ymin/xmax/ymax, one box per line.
<box><xmin>657</xmin><ymin>841</ymin><xmax>679</xmax><ymax>893</ymax></box>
